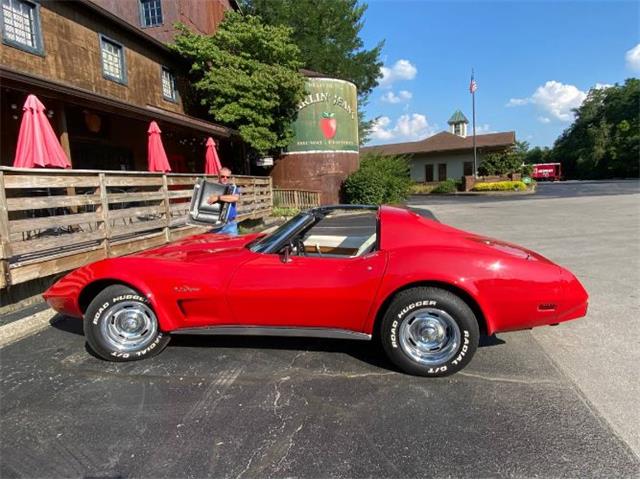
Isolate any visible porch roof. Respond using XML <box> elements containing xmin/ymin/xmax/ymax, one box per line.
<box><xmin>0</xmin><ymin>66</ymin><xmax>236</xmax><ymax>138</ymax></box>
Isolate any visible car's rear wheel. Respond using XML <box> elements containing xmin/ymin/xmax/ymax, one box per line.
<box><xmin>84</xmin><ymin>285</ymin><xmax>170</xmax><ymax>361</ymax></box>
<box><xmin>381</xmin><ymin>287</ymin><xmax>479</xmax><ymax>376</ymax></box>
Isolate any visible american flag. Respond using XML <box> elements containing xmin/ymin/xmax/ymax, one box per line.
<box><xmin>469</xmin><ymin>74</ymin><xmax>477</xmax><ymax>94</ymax></box>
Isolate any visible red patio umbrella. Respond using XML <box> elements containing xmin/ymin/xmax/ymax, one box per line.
<box><xmin>13</xmin><ymin>94</ymin><xmax>71</xmax><ymax>169</ymax></box>
<box><xmin>147</xmin><ymin>121</ymin><xmax>171</xmax><ymax>172</ymax></box>
<box><xmin>204</xmin><ymin>137</ymin><xmax>222</xmax><ymax>176</ymax></box>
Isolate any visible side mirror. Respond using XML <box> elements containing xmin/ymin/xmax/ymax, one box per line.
<box><xmin>281</xmin><ymin>244</ymin><xmax>292</xmax><ymax>263</ymax></box>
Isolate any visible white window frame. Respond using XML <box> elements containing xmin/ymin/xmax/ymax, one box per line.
<box><xmin>161</xmin><ymin>66</ymin><xmax>177</xmax><ymax>102</ymax></box>
<box><xmin>99</xmin><ymin>34</ymin><xmax>127</xmax><ymax>85</ymax></box>
<box><xmin>0</xmin><ymin>0</ymin><xmax>44</xmax><ymax>55</ymax></box>
<box><xmin>139</xmin><ymin>0</ymin><xmax>163</xmax><ymax>28</ymax></box>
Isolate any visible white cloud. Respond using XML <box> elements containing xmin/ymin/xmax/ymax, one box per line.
<box><xmin>381</xmin><ymin>90</ymin><xmax>413</xmax><ymax>104</ymax></box>
<box><xmin>506</xmin><ymin>98</ymin><xmax>530</xmax><ymax>107</ymax></box>
<box><xmin>370</xmin><ymin>116</ymin><xmax>394</xmax><ymax>140</ymax></box>
<box><xmin>506</xmin><ymin>80</ymin><xmax>587</xmax><ymax>122</ymax></box>
<box><xmin>475</xmin><ymin>124</ymin><xmax>495</xmax><ymax>134</ymax></box>
<box><xmin>537</xmin><ymin>116</ymin><xmax>551</xmax><ymax>124</ymax></box>
<box><xmin>593</xmin><ymin>83</ymin><xmax>613</xmax><ymax>90</ymax></box>
<box><xmin>370</xmin><ymin>113</ymin><xmax>436</xmax><ymax>142</ymax></box>
<box><xmin>379</xmin><ymin>60</ymin><xmax>417</xmax><ymax>86</ymax></box>
<box><xmin>531</xmin><ymin>81</ymin><xmax>587</xmax><ymax>121</ymax></box>
<box><xmin>625</xmin><ymin>43</ymin><xmax>640</xmax><ymax>72</ymax></box>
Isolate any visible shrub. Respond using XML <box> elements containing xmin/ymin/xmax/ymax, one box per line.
<box><xmin>472</xmin><ymin>181</ymin><xmax>527</xmax><ymax>192</ymax></box>
<box><xmin>520</xmin><ymin>163</ymin><xmax>533</xmax><ymax>177</ymax></box>
<box><xmin>344</xmin><ymin>153</ymin><xmax>411</xmax><ymax>204</ymax></box>
<box><xmin>272</xmin><ymin>206</ymin><xmax>300</xmax><ymax>218</ymax></box>
<box><xmin>409</xmin><ymin>183</ymin><xmax>437</xmax><ymax>194</ymax></box>
<box><xmin>432</xmin><ymin>179</ymin><xmax>459</xmax><ymax>194</ymax></box>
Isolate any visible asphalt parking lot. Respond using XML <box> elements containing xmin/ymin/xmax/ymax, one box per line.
<box><xmin>1</xmin><ymin>180</ymin><xmax>639</xmax><ymax>478</ymax></box>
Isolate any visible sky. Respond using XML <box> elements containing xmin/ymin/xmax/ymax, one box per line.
<box><xmin>359</xmin><ymin>0</ymin><xmax>640</xmax><ymax>147</ymax></box>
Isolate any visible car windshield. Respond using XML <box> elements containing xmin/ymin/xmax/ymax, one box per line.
<box><xmin>248</xmin><ymin>212</ymin><xmax>315</xmax><ymax>254</ymax></box>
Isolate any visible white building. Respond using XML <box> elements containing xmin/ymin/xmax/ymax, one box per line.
<box><xmin>362</xmin><ymin>110</ymin><xmax>516</xmax><ymax>182</ymax></box>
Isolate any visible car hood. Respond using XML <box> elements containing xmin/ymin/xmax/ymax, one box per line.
<box><xmin>131</xmin><ymin>232</ymin><xmax>264</xmax><ymax>262</ymax></box>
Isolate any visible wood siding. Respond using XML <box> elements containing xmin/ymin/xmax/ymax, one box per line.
<box><xmin>91</xmin><ymin>0</ymin><xmax>232</xmax><ymax>44</ymax></box>
<box><xmin>0</xmin><ymin>1</ymin><xmax>186</xmax><ymax>114</ymax></box>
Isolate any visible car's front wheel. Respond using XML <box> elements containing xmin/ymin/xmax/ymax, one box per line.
<box><xmin>84</xmin><ymin>285</ymin><xmax>170</xmax><ymax>361</ymax></box>
<box><xmin>381</xmin><ymin>287</ymin><xmax>479</xmax><ymax>376</ymax></box>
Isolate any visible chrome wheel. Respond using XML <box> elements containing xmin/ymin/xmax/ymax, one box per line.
<box><xmin>398</xmin><ymin>308</ymin><xmax>461</xmax><ymax>366</ymax></box>
<box><xmin>99</xmin><ymin>301</ymin><xmax>158</xmax><ymax>353</ymax></box>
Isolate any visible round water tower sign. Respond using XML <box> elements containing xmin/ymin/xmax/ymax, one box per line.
<box><xmin>285</xmin><ymin>78</ymin><xmax>359</xmax><ymax>154</ymax></box>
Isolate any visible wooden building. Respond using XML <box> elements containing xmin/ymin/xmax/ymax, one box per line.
<box><xmin>0</xmin><ymin>0</ymin><xmax>246</xmax><ymax>173</ymax></box>
<box><xmin>362</xmin><ymin>110</ymin><xmax>516</xmax><ymax>182</ymax></box>
<box><xmin>91</xmin><ymin>0</ymin><xmax>235</xmax><ymax>44</ymax></box>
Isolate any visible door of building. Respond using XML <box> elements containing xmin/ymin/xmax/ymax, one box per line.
<box><xmin>425</xmin><ymin>164</ymin><xmax>434</xmax><ymax>182</ymax></box>
<box><xmin>438</xmin><ymin>163</ymin><xmax>447</xmax><ymax>181</ymax></box>
<box><xmin>464</xmin><ymin>161</ymin><xmax>473</xmax><ymax>176</ymax></box>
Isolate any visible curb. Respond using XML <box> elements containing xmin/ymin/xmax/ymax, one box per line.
<box><xmin>0</xmin><ymin>307</ymin><xmax>58</xmax><ymax>349</ymax></box>
<box><xmin>410</xmin><ymin>188</ymin><xmax>536</xmax><ymax>197</ymax></box>
<box><xmin>0</xmin><ymin>300</ymin><xmax>49</xmax><ymax>327</ymax></box>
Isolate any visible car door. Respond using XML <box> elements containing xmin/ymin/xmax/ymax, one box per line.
<box><xmin>226</xmin><ymin>250</ymin><xmax>388</xmax><ymax>333</ymax></box>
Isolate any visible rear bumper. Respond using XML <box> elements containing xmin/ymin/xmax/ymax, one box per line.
<box><xmin>557</xmin><ymin>270</ymin><xmax>589</xmax><ymax>322</ymax></box>
<box><xmin>488</xmin><ymin>267</ymin><xmax>589</xmax><ymax>334</ymax></box>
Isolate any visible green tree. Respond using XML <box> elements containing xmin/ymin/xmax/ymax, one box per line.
<box><xmin>524</xmin><ymin>146</ymin><xmax>551</xmax><ymax>165</ymax></box>
<box><xmin>344</xmin><ymin>153</ymin><xmax>411</xmax><ymax>204</ymax></box>
<box><xmin>171</xmin><ymin>12</ymin><xmax>306</xmax><ymax>155</ymax></box>
<box><xmin>478</xmin><ymin>141</ymin><xmax>528</xmax><ymax>176</ymax></box>
<box><xmin>242</xmin><ymin>0</ymin><xmax>384</xmax><ymax>144</ymax></box>
<box><xmin>550</xmin><ymin>79</ymin><xmax>639</xmax><ymax>179</ymax></box>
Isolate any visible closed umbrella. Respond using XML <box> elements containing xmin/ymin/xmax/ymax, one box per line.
<box><xmin>204</xmin><ymin>137</ymin><xmax>222</xmax><ymax>175</ymax></box>
<box><xmin>147</xmin><ymin>121</ymin><xmax>171</xmax><ymax>172</ymax></box>
<box><xmin>13</xmin><ymin>94</ymin><xmax>71</xmax><ymax>169</ymax></box>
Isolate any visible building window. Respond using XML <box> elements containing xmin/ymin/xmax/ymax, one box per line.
<box><xmin>100</xmin><ymin>35</ymin><xmax>127</xmax><ymax>84</ymax></box>
<box><xmin>161</xmin><ymin>67</ymin><xmax>177</xmax><ymax>102</ymax></box>
<box><xmin>140</xmin><ymin>0</ymin><xmax>163</xmax><ymax>27</ymax></box>
<box><xmin>464</xmin><ymin>161</ymin><xmax>473</xmax><ymax>176</ymax></box>
<box><xmin>1</xmin><ymin>0</ymin><xmax>43</xmax><ymax>55</ymax></box>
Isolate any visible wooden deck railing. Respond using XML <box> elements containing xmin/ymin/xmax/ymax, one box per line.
<box><xmin>273</xmin><ymin>188</ymin><xmax>321</xmax><ymax>209</ymax></box>
<box><xmin>0</xmin><ymin>167</ymin><xmax>272</xmax><ymax>289</ymax></box>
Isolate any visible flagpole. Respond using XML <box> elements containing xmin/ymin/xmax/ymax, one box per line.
<box><xmin>472</xmin><ymin>69</ymin><xmax>477</xmax><ymax>177</ymax></box>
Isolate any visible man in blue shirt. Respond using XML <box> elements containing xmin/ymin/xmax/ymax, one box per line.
<box><xmin>207</xmin><ymin>167</ymin><xmax>240</xmax><ymax>235</ymax></box>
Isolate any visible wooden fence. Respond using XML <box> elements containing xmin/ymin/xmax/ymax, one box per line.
<box><xmin>0</xmin><ymin>167</ymin><xmax>272</xmax><ymax>289</ymax></box>
<box><xmin>273</xmin><ymin>189</ymin><xmax>321</xmax><ymax>209</ymax></box>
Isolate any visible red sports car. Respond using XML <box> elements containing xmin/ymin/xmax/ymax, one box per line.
<box><xmin>44</xmin><ymin>205</ymin><xmax>588</xmax><ymax>376</ymax></box>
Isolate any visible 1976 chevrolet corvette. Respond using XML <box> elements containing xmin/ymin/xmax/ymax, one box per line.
<box><xmin>44</xmin><ymin>205</ymin><xmax>588</xmax><ymax>376</ymax></box>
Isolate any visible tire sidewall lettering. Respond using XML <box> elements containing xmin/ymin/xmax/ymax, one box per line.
<box><xmin>451</xmin><ymin>330</ymin><xmax>470</xmax><ymax>366</ymax></box>
<box><xmin>107</xmin><ymin>333</ymin><xmax>163</xmax><ymax>358</ymax></box>
<box><xmin>92</xmin><ymin>301</ymin><xmax>110</xmax><ymax>326</ymax></box>
<box><xmin>111</xmin><ymin>294</ymin><xmax>146</xmax><ymax>304</ymax></box>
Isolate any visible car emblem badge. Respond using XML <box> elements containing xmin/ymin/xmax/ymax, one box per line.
<box><xmin>174</xmin><ymin>285</ymin><xmax>200</xmax><ymax>293</ymax></box>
